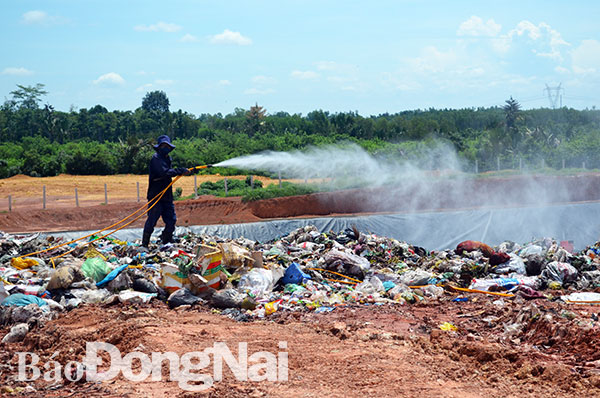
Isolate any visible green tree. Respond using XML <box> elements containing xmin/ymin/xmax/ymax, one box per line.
<box><xmin>142</xmin><ymin>90</ymin><xmax>170</xmax><ymax>114</ymax></box>
<box><xmin>246</xmin><ymin>103</ymin><xmax>266</xmax><ymax>136</ymax></box>
<box><xmin>10</xmin><ymin>83</ymin><xmax>48</xmax><ymax>110</ymax></box>
<box><xmin>503</xmin><ymin>96</ymin><xmax>522</xmax><ymax>151</ymax></box>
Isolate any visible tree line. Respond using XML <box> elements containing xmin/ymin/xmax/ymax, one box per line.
<box><xmin>1</xmin><ymin>84</ymin><xmax>600</xmax><ymax>178</ymax></box>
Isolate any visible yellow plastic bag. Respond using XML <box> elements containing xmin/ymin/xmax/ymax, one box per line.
<box><xmin>439</xmin><ymin>322</ymin><xmax>458</xmax><ymax>332</ymax></box>
<box><xmin>265</xmin><ymin>299</ymin><xmax>282</xmax><ymax>315</ymax></box>
<box><xmin>11</xmin><ymin>257</ymin><xmax>38</xmax><ymax>270</ymax></box>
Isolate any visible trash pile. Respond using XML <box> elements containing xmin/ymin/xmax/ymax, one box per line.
<box><xmin>1</xmin><ymin>227</ymin><xmax>600</xmax><ymax>340</ymax></box>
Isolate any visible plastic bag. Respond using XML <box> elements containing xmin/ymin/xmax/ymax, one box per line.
<box><xmin>96</xmin><ymin>264</ymin><xmax>129</xmax><ymax>288</ymax></box>
<box><xmin>118</xmin><ymin>291</ymin><xmax>157</xmax><ymax>304</ymax></box>
<box><xmin>167</xmin><ymin>288</ymin><xmax>201</xmax><ymax>309</ymax></box>
<box><xmin>541</xmin><ymin>261</ymin><xmax>578</xmax><ymax>284</ymax></box>
<box><xmin>456</xmin><ymin>241</ymin><xmax>494</xmax><ymax>257</ymax></box>
<box><xmin>218</xmin><ymin>242</ymin><xmax>253</xmax><ymax>268</ymax></box>
<box><xmin>211</xmin><ymin>288</ymin><xmax>244</xmax><ymax>309</ymax></box>
<box><xmin>265</xmin><ymin>299</ymin><xmax>282</xmax><ymax>315</ymax></box>
<box><xmin>561</xmin><ymin>292</ymin><xmax>600</xmax><ymax>304</ymax></box>
<box><xmin>519</xmin><ymin>244</ymin><xmax>545</xmax><ymax>257</ymax></box>
<box><xmin>469</xmin><ymin>276</ymin><xmax>540</xmax><ymax>292</ymax></box>
<box><xmin>47</xmin><ymin>266</ymin><xmax>85</xmax><ymax>290</ymax></box>
<box><xmin>2</xmin><ymin>323</ymin><xmax>29</xmax><ymax>343</ymax></box>
<box><xmin>70</xmin><ymin>288</ymin><xmax>111</xmax><ymax>304</ymax></box>
<box><xmin>397</xmin><ymin>269</ymin><xmax>433</xmax><ymax>286</ymax></box>
<box><xmin>10</xmin><ymin>257</ymin><xmax>38</xmax><ymax>270</ymax></box>
<box><xmin>238</xmin><ymin>268</ymin><xmax>274</xmax><ymax>296</ymax></box>
<box><xmin>281</xmin><ymin>262</ymin><xmax>311</xmax><ymax>285</ymax></box>
<box><xmin>494</xmin><ymin>254</ymin><xmax>526</xmax><ymax>275</ymax></box>
<box><xmin>324</xmin><ymin>249</ymin><xmax>371</xmax><ymax>277</ymax></box>
<box><xmin>81</xmin><ymin>257</ymin><xmax>111</xmax><ymax>282</ymax></box>
<box><xmin>1</xmin><ymin>293</ymin><xmax>48</xmax><ymax>307</ymax></box>
<box><xmin>132</xmin><ymin>278</ymin><xmax>158</xmax><ymax>294</ymax></box>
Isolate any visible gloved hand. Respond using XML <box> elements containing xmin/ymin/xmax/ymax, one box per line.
<box><xmin>176</xmin><ymin>167</ymin><xmax>191</xmax><ymax>176</ymax></box>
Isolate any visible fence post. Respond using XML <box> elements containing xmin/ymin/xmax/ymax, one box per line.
<box><xmin>250</xmin><ymin>175</ymin><xmax>254</xmax><ymax>189</ymax></box>
<box><xmin>497</xmin><ymin>157</ymin><xmax>500</xmax><ymax>171</ymax></box>
<box><xmin>75</xmin><ymin>188</ymin><xmax>79</xmax><ymax>207</ymax></box>
<box><xmin>194</xmin><ymin>175</ymin><xmax>198</xmax><ymax>199</ymax></box>
<box><xmin>8</xmin><ymin>195</ymin><xmax>11</xmax><ymax>212</ymax></box>
<box><xmin>278</xmin><ymin>170</ymin><xmax>282</xmax><ymax>188</ymax></box>
<box><xmin>474</xmin><ymin>159</ymin><xmax>478</xmax><ymax>174</ymax></box>
<box><xmin>519</xmin><ymin>157</ymin><xmax>522</xmax><ymax>171</ymax></box>
<box><xmin>224</xmin><ymin>178</ymin><xmax>228</xmax><ymax>196</ymax></box>
<box><xmin>541</xmin><ymin>159</ymin><xmax>545</xmax><ymax>169</ymax></box>
<box><xmin>104</xmin><ymin>183</ymin><xmax>108</xmax><ymax>204</ymax></box>
<box><xmin>43</xmin><ymin>186</ymin><xmax>46</xmax><ymax>209</ymax></box>
<box><xmin>562</xmin><ymin>159</ymin><xmax>565</xmax><ymax>169</ymax></box>
<box><xmin>583</xmin><ymin>161</ymin><xmax>586</xmax><ymax>170</ymax></box>
<box><xmin>136</xmin><ymin>182</ymin><xmax>140</xmax><ymax>202</ymax></box>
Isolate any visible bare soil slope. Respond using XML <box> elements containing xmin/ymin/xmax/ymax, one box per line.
<box><xmin>1</xmin><ymin>174</ymin><xmax>599</xmax><ymax>233</ymax></box>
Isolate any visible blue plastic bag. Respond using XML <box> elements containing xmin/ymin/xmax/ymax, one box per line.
<box><xmin>96</xmin><ymin>264</ymin><xmax>129</xmax><ymax>288</ymax></box>
<box><xmin>2</xmin><ymin>293</ymin><xmax>47</xmax><ymax>307</ymax></box>
<box><xmin>281</xmin><ymin>262</ymin><xmax>311</xmax><ymax>285</ymax></box>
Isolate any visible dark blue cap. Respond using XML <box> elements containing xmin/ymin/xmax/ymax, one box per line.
<box><xmin>153</xmin><ymin>135</ymin><xmax>175</xmax><ymax>149</ymax></box>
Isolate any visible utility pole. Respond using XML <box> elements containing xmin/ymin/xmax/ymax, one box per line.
<box><xmin>544</xmin><ymin>83</ymin><xmax>564</xmax><ymax>109</ymax></box>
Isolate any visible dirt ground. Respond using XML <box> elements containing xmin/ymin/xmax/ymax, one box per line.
<box><xmin>0</xmin><ymin>174</ymin><xmax>286</xmax><ymax>212</ymax></box>
<box><xmin>1</xmin><ymin>295</ymin><xmax>600</xmax><ymax>397</ymax></box>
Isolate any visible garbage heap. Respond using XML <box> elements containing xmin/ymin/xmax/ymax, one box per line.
<box><xmin>1</xmin><ymin>227</ymin><xmax>600</xmax><ymax>339</ymax></box>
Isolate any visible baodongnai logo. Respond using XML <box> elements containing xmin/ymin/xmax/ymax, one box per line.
<box><xmin>17</xmin><ymin>341</ymin><xmax>288</xmax><ymax>392</ymax></box>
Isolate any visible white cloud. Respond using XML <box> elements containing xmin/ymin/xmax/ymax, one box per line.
<box><xmin>136</xmin><ymin>79</ymin><xmax>173</xmax><ymax>92</ymax></box>
<box><xmin>22</xmin><ymin>10</ymin><xmax>47</xmax><ymax>24</ymax></box>
<box><xmin>313</xmin><ymin>61</ymin><xmax>363</xmax><ymax>91</ymax></box>
<box><xmin>555</xmin><ymin>66</ymin><xmax>570</xmax><ymax>74</ymax></box>
<box><xmin>244</xmin><ymin>88</ymin><xmax>275</xmax><ymax>95</ymax></box>
<box><xmin>210</xmin><ymin>29</ymin><xmax>252</xmax><ymax>45</ymax></box>
<box><xmin>571</xmin><ymin>39</ymin><xmax>600</xmax><ymax>74</ymax></box>
<box><xmin>136</xmin><ymin>83</ymin><xmax>153</xmax><ymax>92</ymax></box>
<box><xmin>315</xmin><ymin>61</ymin><xmax>339</xmax><ymax>71</ymax></box>
<box><xmin>218</xmin><ymin>80</ymin><xmax>232</xmax><ymax>86</ymax></box>
<box><xmin>22</xmin><ymin>10</ymin><xmax>65</xmax><ymax>25</ymax></box>
<box><xmin>180</xmin><ymin>34</ymin><xmax>198</xmax><ymax>43</ymax></box>
<box><xmin>458</xmin><ymin>16</ymin><xmax>501</xmax><ymax>37</ymax></box>
<box><xmin>506</xmin><ymin>21</ymin><xmax>569</xmax><ymax>60</ymax></box>
<box><xmin>251</xmin><ymin>75</ymin><xmax>276</xmax><ymax>84</ymax></box>
<box><xmin>407</xmin><ymin>46</ymin><xmax>460</xmax><ymax>74</ymax></box>
<box><xmin>93</xmin><ymin>72</ymin><xmax>125</xmax><ymax>85</ymax></box>
<box><xmin>134</xmin><ymin>22</ymin><xmax>182</xmax><ymax>33</ymax></box>
<box><xmin>291</xmin><ymin>70</ymin><xmax>319</xmax><ymax>80</ymax></box>
<box><xmin>2</xmin><ymin>67</ymin><xmax>34</xmax><ymax>76</ymax></box>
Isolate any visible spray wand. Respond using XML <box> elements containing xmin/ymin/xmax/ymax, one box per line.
<box><xmin>188</xmin><ymin>164</ymin><xmax>213</xmax><ymax>172</ymax></box>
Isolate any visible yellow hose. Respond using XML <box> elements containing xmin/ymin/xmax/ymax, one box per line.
<box><xmin>306</xmin><ymin>267</ymin><xmax>362</xmax><ymax>283</ymax></box>
<box><xmin>13</xmin><ymin>166</ymin><xmax>208</xmax><ymax>267</ymax></box>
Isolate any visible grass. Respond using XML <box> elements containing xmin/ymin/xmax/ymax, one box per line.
<box><xmin>188</xmin><ymin>177</ymin><xmax>317</xmax><ymax>202</ymax></box>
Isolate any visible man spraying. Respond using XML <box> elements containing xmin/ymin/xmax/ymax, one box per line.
<box><xmin>141</xmin><ymin>135</ymin><xmax>190</xmax><ymax>247</ymax></box>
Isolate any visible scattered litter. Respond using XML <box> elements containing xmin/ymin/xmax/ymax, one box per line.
<box><xmin>0</xmin><ymin>226</ymin><xmax>598</xmax><ymax>324</ymax></box>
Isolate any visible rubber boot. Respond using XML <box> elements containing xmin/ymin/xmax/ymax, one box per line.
<box><xmin>160</xmin><ymin>231</ymin><xmax>173</xmax><ymax>245</ymax></box>
<box><xmin>141</xmin><ymin>232</ymin><xmax>151</xmax><ymax>248</ymax></box>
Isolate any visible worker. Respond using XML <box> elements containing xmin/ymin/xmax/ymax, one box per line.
<box><xmin>141</xmin><ymin>135</ymin><xmax>190</xmax><ymax>247</ymax></box>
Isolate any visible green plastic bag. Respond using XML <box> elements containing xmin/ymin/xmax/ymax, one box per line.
<box><xmin>81</xmin><ymin>257</ymin><xmax>111</xmax><ymax>282</ymax></box>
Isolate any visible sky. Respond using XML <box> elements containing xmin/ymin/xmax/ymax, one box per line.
<box><xmin>1</xmin><ymin>0</ymin><xmax>599</xmax><ymax>116</ymax></box>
